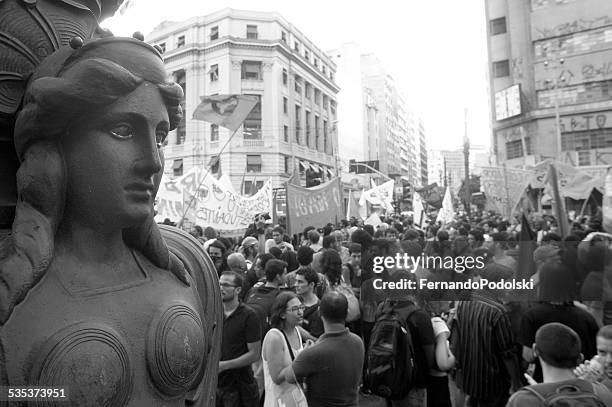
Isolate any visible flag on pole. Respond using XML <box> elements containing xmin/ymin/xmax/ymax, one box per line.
<box><xmin>436</xmin><ymin>187</ymin><xmax>454</xmax><ymax>225</ymax></box>
<box><xmin>359</xmin><ymin>180</ymin><xmax>394</xmax><ymax>212</ymax></box>
<box><xmin>413</xmin><ymin>192</ymin><xmax>425</xmax><ymax>228</ymax></box>
<box><xmin>193</xmin><ymin>95</ymin><xmax>258</xmax><ymax>131</ymax></box>
<box><xmin>547</xmin><ymin>163</ymin><xmax>571</xmax><ymax>237</ymax></box>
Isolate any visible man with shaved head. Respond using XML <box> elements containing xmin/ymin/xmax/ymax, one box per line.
<box><xmin>227</xmin><ymin>252</ymin><xmax>248</xmax><ymax>274</ymax></box>
<box><xmin>283</xmin><ymin>292</ymin><xmax>364</xmax><ymax>406</ymax></box>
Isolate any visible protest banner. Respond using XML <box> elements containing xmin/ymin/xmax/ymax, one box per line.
<box><xmin>530</xmin><ymin>160</ymin><xmax>604</xmax><ymax>199</ymax></box>
<box><xmin>285</xmin><ymin>177</ymin><xmax>343</xmax><ymax>235</ymax></box>
<box><xmin>481</xmin><ymin>166</ymin><xmax>532</xmax><ymax>218</ymax></box>
<box><xmin>155</xmin><ymin>168</ymin><xmax>272</xmax><ymax>231</ymax></box>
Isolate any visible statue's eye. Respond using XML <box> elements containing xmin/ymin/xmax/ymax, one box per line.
<box><xmin>156</xmin><ymin>129</ymin><xmax>168</xmax><ymax>147</ymax></box>
<box><xmin>109</xmin><ymin>124</ymin><xmax>134</xmax><ymax>140</ymax></box>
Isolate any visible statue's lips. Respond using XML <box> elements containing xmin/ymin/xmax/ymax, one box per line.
<box><xmin>124</xmin><ymin>182</ymin><xmax>154</xmax><ymax>198</ymax></box>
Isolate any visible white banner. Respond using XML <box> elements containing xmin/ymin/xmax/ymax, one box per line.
<box><xmin>155</xmin><ymin>168</ymin><xmax>272</xmax><ymax>230</ymax></box>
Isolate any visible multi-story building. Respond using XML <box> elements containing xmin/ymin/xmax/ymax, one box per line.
<box><xmin>485</xmin><ymin>0</ymin><xmax>612</xmax><ymax>167</ymax></box>
<box><xmin>147</xmin><ymin>8</ymin><xmax>339</xmax><ymax>192</ymax></box>
<box><xmin>328</xmin><ymin>43</ymin><xmax>425</xmax><ymax>184</ymax></box>
<box><xmin>428</xmin><ymin>145</ymin><xmax>489</xmax><ymax>193</ymax></box>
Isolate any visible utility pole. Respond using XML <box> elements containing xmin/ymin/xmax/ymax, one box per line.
<box><xmin>463</xmin><ymin>108</ymin><xmax>471</xmax><ymax>217</ymax></box>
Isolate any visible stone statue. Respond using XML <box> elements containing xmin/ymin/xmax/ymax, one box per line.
<box><xmin>0</xmin><ymin>2</ymin><xmax>222</xmax><ymax>406</ymax></box>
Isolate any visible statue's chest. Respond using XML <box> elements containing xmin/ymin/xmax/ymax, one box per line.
<box><xmin>1</xmin><ymin>260</ymin><xmax>207</xmax><ymax>406</ymax></box>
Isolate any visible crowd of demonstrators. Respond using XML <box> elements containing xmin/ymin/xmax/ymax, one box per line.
<box><xmin>172</xmin><ymin>208</ymin><xmax>612</xmax><ymax>407</ymax></box>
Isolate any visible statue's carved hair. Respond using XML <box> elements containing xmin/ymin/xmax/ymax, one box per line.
<box><xmin>0</xmin><ymin>42</ymin><xmax>187</xmax><ymax>324</ymax></box>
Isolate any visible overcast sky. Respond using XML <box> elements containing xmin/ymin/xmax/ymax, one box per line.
<box><xmin>102</xmin><ymin>0</ymin><xmax>491</xmax><ymax>151</ymax></box>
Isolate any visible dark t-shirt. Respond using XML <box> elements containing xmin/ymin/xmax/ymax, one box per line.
<box><xmin>301</xmin><ymin>301</ymin><xmax>324</xmax><ymax>337</ymax></box>
<box><xmin>292</xmin><ymin>329</ymin><xmax>364</xmax><ymax>407</ymax></box>
<box><xmin>219</xmin><ymin>303</ymin><xmax>262</xmax><ymax>387</ymax></box>
<box><xmin>519</xmin><ymin>303</ymin><xmax>599</xmax><ymax>382</ymax></box>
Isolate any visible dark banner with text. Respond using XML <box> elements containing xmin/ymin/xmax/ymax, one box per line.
<box><xmin>286</xmin><ymin>177</ymin><xmax>343</xmax><ymax>235</ymax></box>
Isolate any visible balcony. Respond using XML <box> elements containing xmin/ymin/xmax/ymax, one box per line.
<box><xmin>243</xmin><ymin>139</ymin><xmax>264</xmax><ymax>147</ymax></box>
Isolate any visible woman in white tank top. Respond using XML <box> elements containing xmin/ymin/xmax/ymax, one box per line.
<box><xmin>261</xmin><ymin>291</ymin><xmax>305</xmax><ymax>407</ymax></box>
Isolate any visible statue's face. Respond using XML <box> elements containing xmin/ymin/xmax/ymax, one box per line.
<box><xmin>62</xmin><ymin>82</ymin><xmax>168</xmax><ymax>228</ymax></box>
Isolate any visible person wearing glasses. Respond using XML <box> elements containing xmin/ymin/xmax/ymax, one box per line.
<box><xmin>261</xmin><ymin>291</ymin><xmax>308</xmax><ymax>407</ymax></box>
<box><xmin>217</xmin><ymin>271</ymin><xmax>262</xmax><ymax>407</ymax></box>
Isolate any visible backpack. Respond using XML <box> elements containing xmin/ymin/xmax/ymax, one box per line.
<box><xmin>364</xmin><ymin>299</ymin><xmax>418</xmax><ymax>400</ymax></box>
<box><xmin>244</xmin><ymin>286</ymin><xmax>280</xmax><ymax>333</ymax></box>
<box><xmin>521</xmin><ymin>380</ymin><xmax>612</xmax><ymax>407</ymax></box>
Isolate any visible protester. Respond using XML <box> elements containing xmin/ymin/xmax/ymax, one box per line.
<box><xmin>282</xmin><ymin>292</ymin><xmax>364</xmax><ymax>406</ymax></box>
<box><xmin>451</xmin><ymin>263</ymin><xmax>523</xmax><ymax>407</ymax></box>
<box><xmin>218</xmin><ymin>271</ymin><xmax>262</xmax><ymax>407</ymax></box>
<box><xmin>261</xmin><ymin>292</ymin><xmax>305</xmax><ymax>407</ymax></box>
<box><xmin>507</xmin><ymin>323</ymin><xmax>612</xmax><ymax>407</ymax></box>
<box><xmin>295</xmin><ymin>266</ymin><xmax>324</xmax><ymax>337</ymax></box>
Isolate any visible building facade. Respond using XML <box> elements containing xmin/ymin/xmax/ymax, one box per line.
<box><xmin>148</xmin><ymin>8</ymin><xmax>339</xmax><ymax>192</ymax></box>
<box><xmin>485</xmin><ymin>0</ymin><xmax>612</xmax><ymax>168</ymax></box>
<box><xmin>328</xmin><ymin>44</ymin><xmax>426</xmax><ymax>187</ymax></box>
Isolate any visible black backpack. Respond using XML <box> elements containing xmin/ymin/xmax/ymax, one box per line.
<box><xmin>365</xmin><ymin>299</ymin><xmax>418</xmax><ymax>400</ymax></box>
<box><xmin>520</xmin><ymin>380</ymin><xmax>612</xmax><ymax>407</ymax></box>
<box><xmin>244</xmin><ymin>286</ymin><xmax>280</xmax><ymax>333</ymax></box>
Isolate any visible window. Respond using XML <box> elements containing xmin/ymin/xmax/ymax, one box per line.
<box><xmin>314</xmin><ymin>58</ymin><xmax>319</xmax><ymax>68</ymax></box>
<box><xmin>282</xmin><ymin>68</ymin><xmax>288</xmax><ymax>85</ymax></box>
<box><xmin>157</xmin><ymin>42</ymin><xmax>166</xmax><ymax>53</ymax></box>
<box><xmin>323</xmin><ymin>95</ymin><xmax>329</xmax><ymax>109</ymax></box>
<box><xmin>314</xmin><ymin>89</ymin><xmax>321</xmax><ymax>105</ymax></box>
<box><xmin>294</xmin><ymin>41</ymin><xmax>300</xmax><ymax>52</ymax></box>
<box><xmin>330</xmin><ymin>72</ymin><xmax>334</xmax><ymax>81</ymax></box>
<box><xmin>281</xmin><ymin>31</ymin><xmax>287</xmax><ymax>43</ymax></box>
<box><xmin>177</xmin><ymin>35</ymin><xmax>185</xmax><ymax>48</ymax></box>
<box><xmin>305</xmin><ymin>82</ymin><xmax>312</xmax><ymax>100</ymax></box>
<box><xmin>304</xmin><ymin>49</ymin><xmax>310</xmax><ymax>61</ymax></box>
<box><xmin>294</xmin><ymin>75</ymin><xmax>302</xmax><ymax>94</ymax></box>
<box><xmin>322</xmin><ymin>65</ymin><xmax>327</xmax><ymax>75</ymax></box>
<box><xmin>243</xmin><ymin>180</ymin><xmax>264</xmax><ymax>195</ymax></box>
<box><xmin>493</xmin><ymin>60</ymin><xmax>510</xmax><ymax>78</ymax></box>
<box><xmin>295</xmin><ymin>105</ymin><xmax>301</xmax><ymax>143</ymax></box>
<box><xmin>243</xmin><ymin>94</ymin><xmax>262</xmax><ymax>139</ymax></box>
<box><xmin>242</xmin><ymin>61</ymin><xmax>262</xmax><ymax>80</ymax></box>
<box><xmin>210</xmin><ymin>26</ymin><xmax>219</xmax><ymax>41</ymax></box>
<box><xmin>505</xmin><ymin>139</ymin><xmax>523</xmax><ymax>159</ymax></box>
<box><xmin>246</xmin><ymin>25</ymin><xmax>258</xmax><ymax>39</ymax></box>
<box><xmin>305</xmin><ymin>110</ymin><xmax>311</xmax><ymax>147</ymax></box>
<box><xmin>210</xmin><ymin>124</ymin><xmax>219</xmax><ymax>142</ymax></box>
<box><xmin>284</xmin><ymin>156</ymin><xmax>291</xmax><ymax>173</ymax></box>
<box><xmin>174</xmin><ymin>70</ymin><xmax>186</xmax><ymax>144</ymax></box>
<box><xmin>330</xmin><ymin>101</ymin><xmax>336</xmax><ymax>117</ymax></box>
<box><xmin>246</xmin><ymin>155</ymin><xmax>262</xmax><ymax>172</ymax></box>
<box><xmin>210</xmin><ymin>156</ymin><xmax>220</xmax><ymax>174</ymax></box>
<box><xmin>283</xmin><ymin>97</ymin><xmax>288</xmax><ymax>114</ymax></box>
<box><xmin>490</xmin><ymin>17</ymin><xmax>507</xmax><ymax>36</ymax></box>
<box><xmin>173</xmin><ymin>159</ymin><xmax>183</xmax><ymax>177</ymax></box>
<box><xmin>578</xmin><ymin>150</ymin><xmax>591</xmax><ymax>166</ymax></box>
<box><xmin>323</xmin><ymin>119</ymin><xmax>328</xmax><ymax>153</ymax></box>
<box><xmin>209</xmin><ymin>64</ymin><xmax>219</xmax><ymax>82</ymax></box>
<box><xmin>315</xmin><ymin>115</ymin><xmax>320</xmax><ymax>150</ymax></box>
<box><xmin>284</xmin><ymin>125</ymin><xmax>289</xmax><ymax>142</ymax></box>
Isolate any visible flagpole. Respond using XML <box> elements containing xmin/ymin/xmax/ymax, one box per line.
<box><xmin>177</xmin><ymin>126</ymin><xmax>241</xmax><ymax>228</ymax></box>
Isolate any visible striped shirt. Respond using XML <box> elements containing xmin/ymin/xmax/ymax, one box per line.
<box><xmin>451</xmin><ymin>292</ymin><xmax>517</xmax><ymax>400</ymax></box>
